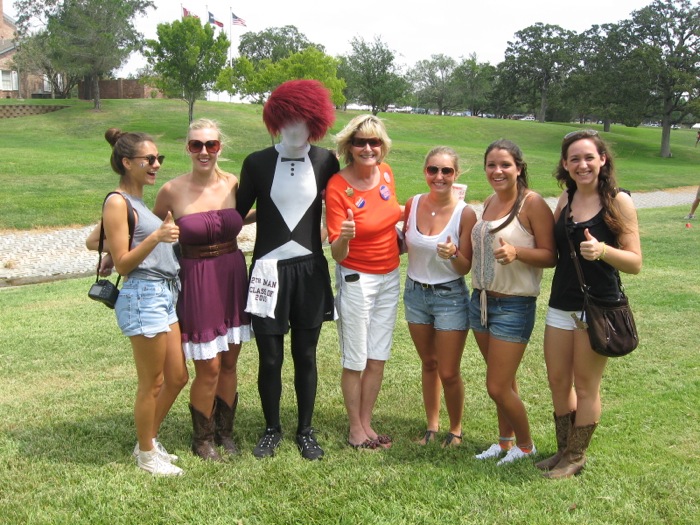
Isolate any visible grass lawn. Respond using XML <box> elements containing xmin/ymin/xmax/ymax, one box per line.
<box><xmin>1</xmin><ymin>99</ymin><xmax>699</xmax><ymax>229</ymax></box>
<box><xmin>0</xmin><ymin>205</ymin><xmax>698</xmax><ymax>524</ymax></box>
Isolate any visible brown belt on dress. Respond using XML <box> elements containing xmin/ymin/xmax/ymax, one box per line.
<box><xmin>179</xmin><ymin>240</ymin><xmax>238</xmax><ymax>259</ymax></box>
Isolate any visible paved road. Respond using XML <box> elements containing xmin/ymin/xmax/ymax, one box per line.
<box><xmin>0</xmin><ymin>188</ymin><xmax>695</xmax><ymax>287</ymax></box>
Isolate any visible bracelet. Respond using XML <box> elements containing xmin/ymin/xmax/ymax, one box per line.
<box><xmin>597</xmin><ymin>242</ymin><xmax>607</xmax><ymax>260</ymax></box>
<box><xmin>450</xmin><ymin>248</ymin><xmax>459</xmax><ymax>260</ymax></box>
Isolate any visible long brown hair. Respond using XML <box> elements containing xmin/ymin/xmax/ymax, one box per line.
<box><xmin>555</xmin><ymin>130</ymin><xmax>626</xmax><ymax>235</ymax></box>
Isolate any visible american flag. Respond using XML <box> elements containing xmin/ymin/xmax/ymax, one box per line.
<box><xmin>232</xmin><ymin>12</ymin><xmax>247</xmax><ymax>26</ymax></box>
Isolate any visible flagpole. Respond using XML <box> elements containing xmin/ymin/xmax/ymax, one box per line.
<box><xmin>228</xmin><ymin>7</ymin><xmax>233</xmax><ymax>64</ymax></box>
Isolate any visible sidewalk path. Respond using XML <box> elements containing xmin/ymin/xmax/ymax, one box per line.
<box><xmin>0</xmin><ymin>188</ymin><xmax>695</xmax><ymax>287</ymax></box>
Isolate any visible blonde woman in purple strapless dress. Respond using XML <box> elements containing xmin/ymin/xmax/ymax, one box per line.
<box><xmin>154</xmin><ymin>119</ymin><xmax>251</xmax><ymax>462</ymax></box>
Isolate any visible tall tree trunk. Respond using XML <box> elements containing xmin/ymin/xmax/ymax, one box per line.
<box><xmin>538</xmin><ymin>84</ymin><xmax>548</xmax><ymax>122</ymax></box>
<box><xmin>92</xmin><ymin>76</ymin><xmax>101</xmax><ymax>110</ymax></box>
<box><xmin>188</xmin><ymin>98</ymin><xmax>195</xmax><ymax>124</ymax></box>
<box><xmin>660</xmin><ymin>99</ymin><xmax>674</xmax><ymax>158</ymax></box>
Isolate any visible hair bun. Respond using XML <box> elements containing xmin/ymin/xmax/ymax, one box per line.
<box><xmin>104</xmin><ymin>128</ymin><xmax>126</xmax><ymax>146</ymax></box>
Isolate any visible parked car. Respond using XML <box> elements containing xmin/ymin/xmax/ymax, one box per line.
<box><xmin>519</xmin><ymin>116</ymin><xmax>535</xmax><ymax>121</ymax></box>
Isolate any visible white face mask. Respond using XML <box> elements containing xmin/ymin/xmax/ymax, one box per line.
<box><xmin>280</xmin><ymin>122</ymin><xmax>310</xmax><ymax>149</ymax></box>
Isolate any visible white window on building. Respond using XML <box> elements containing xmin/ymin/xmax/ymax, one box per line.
<box><xmin>1</xmin><ymin>70</ymin><xmax>19</xmax><ymax>91</ymax></box>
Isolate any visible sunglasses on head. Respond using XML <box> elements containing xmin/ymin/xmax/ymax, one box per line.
<box><xmin>131</xmin><ymin>155</ymin><xmax>165</xmax><ymax>166</ymax></box>
<box><xmin>188</xmin><ymin>140</ymin><xmax>221</xmax><ymax>154</ymax></box>
<box><xmin>426</xmin><ymin>166</ymin><xmax>455</xmax><ymax>176</ymax></box>
<box><xmin>564</xmin><ymin>129</ymin><xmax>599</xmax><ymax>140</ymax></box>
<box><xmin>350</xmin><ymin>137</ymin><xmax>383</xmax><ymax>148</ymax></box>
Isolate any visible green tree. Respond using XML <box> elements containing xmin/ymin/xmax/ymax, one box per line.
<box><xmin>145</xmin><ymin>16</ymin><xmax>230</xmax><ymax>123</ymax></box>
<box><xmin>451</xmin><ymin>54</ymin><xmax>496</xmax><ymax>117</ymax></box>
<box><xmin>237</xmin><ymin>25</ymin><xmax>324</xmax><ymax>65</ymax></box>
<box><xmin>266</xmin><ymin>48</ymin><xmax>346</xmax><ymax>106</ymax></box>
<box><xmin>218</xmin><ymin>47</ymin><xmax>345</xmax><ymax>106</ymax></box>
<box><xmin>342</xmin><ymin>36</ymin><xmax>409</xmax><ymax>115</ymax></box>
<box><xmin>11</xmin><ymin>30</ymin><xmax>80</xmax><ymax>98</ymax></box>
<box><xmin>565</xmin><ymin>24</ymin><xmax>654</xmax><ymax>129</ymax></box>
<box><xmin>409</xmin><ymin>54</ymin><xmax>460</xmax><ymax>115</ymax></box>
<box><xmin>15</xmin><ymin>0</ymin><xmax>153</xmax><ymax>109</ymax></box>
<box><xmin>625</xmin><ymin>0</ymin><xmax>700</xmax><ymax>157</ymax></box>
<box><xmin>500</xmin><ymin>23</ymin><xmax>578</xmax><ymax>121</ymax></box>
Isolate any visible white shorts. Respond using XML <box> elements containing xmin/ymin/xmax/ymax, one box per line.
<box><xmin>335</xmin><ymin>266</ymin><xmax>400</xmax><ymax>371</ymax></box>
<box><xmin>545</xmin><ymin>306</ymin><xmax>586</xmax><ymax>331</ymax></box>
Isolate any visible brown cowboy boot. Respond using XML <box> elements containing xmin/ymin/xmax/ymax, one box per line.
<box><xmin>214</xmin><ymin>393</ymin><xmax>240</xmax><ymax>456</ymax></box>
<box><xmin>543</xmin><ymin>422</ymin><xmax>597</xmax><ymax>479</ymax></box>
<box><xmin>189</xmin><ymin>403</ymin><xmax>222</xmax><ymax>462</ymax></box>
<box><xmin>536</xmin><ymin>411</ymin><xmax>575</xmax><ymax>470</ymax></box>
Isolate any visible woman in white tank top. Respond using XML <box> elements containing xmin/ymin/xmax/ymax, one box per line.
<box><xmin>402</xmin><ymin>146</ymin><xmax>477</xmax><ymax>448</ymax></box>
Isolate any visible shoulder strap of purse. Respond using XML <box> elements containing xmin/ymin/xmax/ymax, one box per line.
<box><xmin>95</xmin><ymin>192</ymin><xmax>135</xmax><ymax>284</ymax></box>
<box><xmin>563</xmin><ymin>190</ymin><xmax>588</xmax><ymax>295</ymax></box>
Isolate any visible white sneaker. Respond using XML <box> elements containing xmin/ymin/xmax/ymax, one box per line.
<box><xmin>685</xmin><ymin>214</ymin><xmax>695</xmax><ymax>220</ymax></box>
<box><xmin>133</xmin><ymin>439</ymin><xmax>178</xmax><ymax>463</ymax></box>
<box><xmin>137</xmin><ymin>449</ymin><xmax>184</xmax><ymax>476</ymax></box>
<box><xmin>497</xmin><ymin>444</ymin><xmax>537</xmax><ymax>466</ymax></box>
<box><xmin>475</xmin><ymin>443</ymin><xmax>506</xmax><ymax>460</ymax></box>
<box><xmin>153</xmin><ymin>440</ymin><xmax>179</xmax><ymax>462</ymax></box>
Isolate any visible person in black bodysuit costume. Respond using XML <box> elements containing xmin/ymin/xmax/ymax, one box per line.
<box><xmin>236</xmin><ymin>80</ymin><xmax>339</xmax><ymax>460</ymax></box>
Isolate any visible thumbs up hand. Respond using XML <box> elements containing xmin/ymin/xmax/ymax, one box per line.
<box><xmin>437</xmin><ymin>235</ymin><xmax>458</xmax><ymax>260</ymax></box>
<box><xmin>493</xmin><ymin>236</ymin><xmax>516</xmax><ymax>265</ymax></box>
<box><xmin>340</xmin><ymin>208</ymin><xmax>356</xmax><ymax>241</ymax></box>
<box><xmin>580</xmin><ymin>228</ymin><xmax>604</xmax><ymax>261</ymax></box>
<box><xmin>158</xmin><ymin>211</ymin><xmax>180</xmax><ymax>243</ymax></box>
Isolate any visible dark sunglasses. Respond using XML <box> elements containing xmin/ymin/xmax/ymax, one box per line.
<box><xmin>426</xmin><ymin>166</ymin><xmax>455</xmax><ymax>176</ymax></box>
<box><xmin>564</xmin><ymin>129</ymin><xmax>598</xmax><ymax>140</ymax></box>
<box><xmin>131</xmin><ymin>154</ymin><xmax>164</xmax><ymax>166</ymax></box>
<box><xmin>350</xmin><ymin>137</ymin><xmax>383</xmax><ymax>148</ymax></box>
<box><xmin>188</xmin><ymin>140</ymin><xmax>221</xmax><ymax>154</ymax></box>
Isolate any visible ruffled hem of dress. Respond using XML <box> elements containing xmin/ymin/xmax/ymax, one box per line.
<box><xmin>183</xmin><ymin>325</ymin><xmax>253</xmax><ymax>361</ymax></box>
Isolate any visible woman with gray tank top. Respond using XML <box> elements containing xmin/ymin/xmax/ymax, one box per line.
<box><xmin>87</xmin><ymin>128</ymin><xmax>187</xmax><ymax>476</ymax></box>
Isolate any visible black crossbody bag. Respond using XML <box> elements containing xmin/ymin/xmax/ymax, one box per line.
<box><xmin>88</xmin><ymin>192</ymin><xmax>135</xmax><ymax>309</ymax></box>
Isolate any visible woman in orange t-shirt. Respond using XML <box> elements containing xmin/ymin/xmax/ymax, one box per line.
<box><xmin>326</xmin><ymin>114</ymin><xmax>402</xmax><ymax>450</ymax></box>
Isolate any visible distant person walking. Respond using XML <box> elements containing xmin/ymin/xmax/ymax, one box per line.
<box><xmin>695</xmin><ymin>130</ymin><xmax>700</xmax><ymax>147</ymax></box>
<box><xmin>684</xmin><ymin>185</ymin><xmax>699</xmax><ymax>219</ymax></box>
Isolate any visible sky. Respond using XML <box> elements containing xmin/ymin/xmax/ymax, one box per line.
<box><xmin>6</xmin><ymin>0</ymin><xmax>655</xmax><ymax>76</ymax></box>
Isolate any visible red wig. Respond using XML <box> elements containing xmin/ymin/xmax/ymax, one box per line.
<box><xmin>263</xmin><ymin>80</ymin><xmax>335</xmax><ymax>142</ymax></box>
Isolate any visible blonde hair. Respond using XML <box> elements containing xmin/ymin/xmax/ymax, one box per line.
<box><xmin>424</xmin><ymin>146</ymin><xmax>460</xmax><ymax>175</ymax></box>
<box><xmin>334</xmin><ymin>114</ymin><xmax>392</xmax><ymax>166</ymax></box>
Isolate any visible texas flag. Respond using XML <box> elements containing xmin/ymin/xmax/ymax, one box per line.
<box><xmin>208</xmin><ymin>12</ymin><xmax>224</xmax><ymax>28</ymax></box>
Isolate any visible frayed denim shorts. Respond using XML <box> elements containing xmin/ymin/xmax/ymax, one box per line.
<box><xmin>115</xmin><ymin>277</ymin><xmax>178</xmax><ymax>338</ymax></box>
<box><xmin>404</xmin><ymin>276</ymin><xmax>469</xmax><ymax>331</ymax></box>
<box><xmin>468</xmin><ymin>289</ymin><xmax>536</xmax><ymax>344</ymax></box>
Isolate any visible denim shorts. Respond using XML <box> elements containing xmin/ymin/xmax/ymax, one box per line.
<box><xmin>468</xmin><ymin>290</ymin><xmax>536</xmax><ymax>344</ymax></box>
<box><xmin>115</xmin><ymin>278</ymin><xmax>178</xmax><ymax>338</ymax></box>
<box><xmin>404</xmin><ymin>277</ymin><xmax>469</xmax><ymax>331</ymax></box>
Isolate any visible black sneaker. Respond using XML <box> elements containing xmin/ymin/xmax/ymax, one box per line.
<box><xmin>253</xmin><ymin>427</ymin><xmax>282</xmax><ymax>458</ymax></box>
<box><xmin>296</xmin><ymin>430</ymin><xmax>324</xmax><ymax>460</ymax></box>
